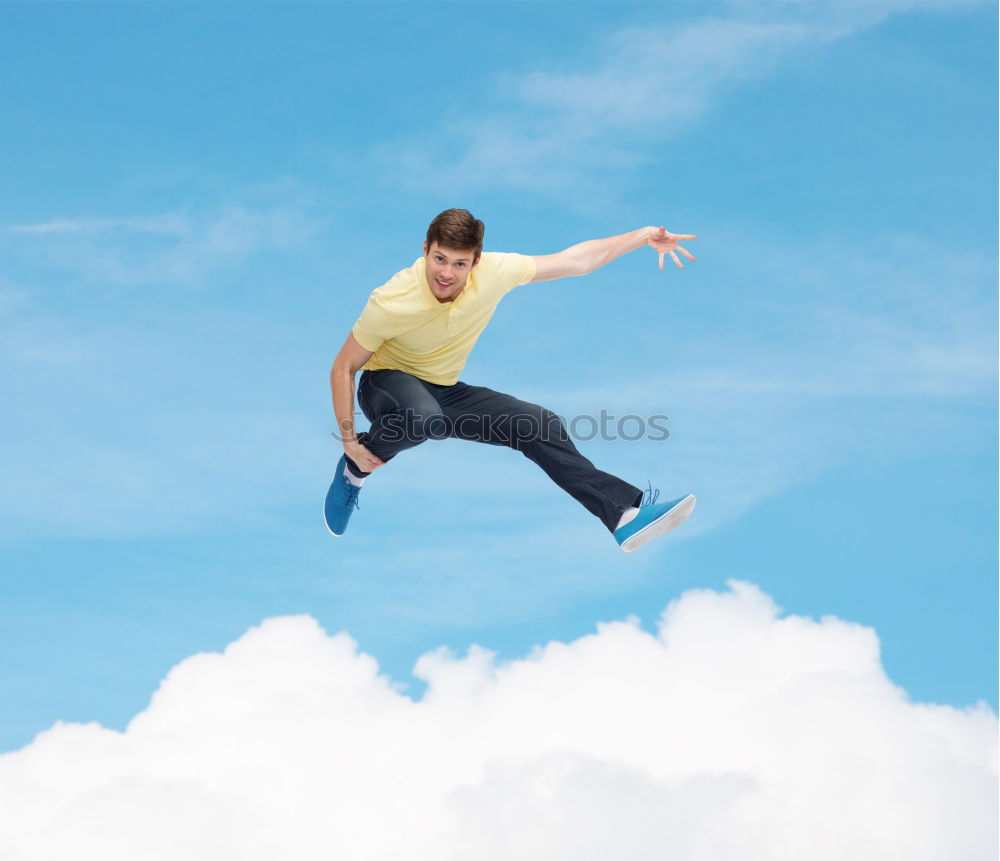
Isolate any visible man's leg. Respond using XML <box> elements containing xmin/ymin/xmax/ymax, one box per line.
<box><xmin>327</xmin><ymin>369</ymin><xmax>450</xmax><ymax>536</ymax></box>
<box><xmin>434</xmin><ymin>382</ymin><xmax>642</xmax><ymax>532</ymax></box>
<box><xmin>347</xmin><ymin>369</ymin><xmax>449</xmax><ymax>477</ymax></box>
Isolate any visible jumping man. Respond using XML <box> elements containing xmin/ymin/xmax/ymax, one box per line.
<box><xmin>327</xmin><ymin>209</ymin><xmax>697</xmax><ymax>552</ymax></box>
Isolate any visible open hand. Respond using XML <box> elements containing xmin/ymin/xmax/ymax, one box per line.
<box><xmin>647</xmin><ymin>226</ymin><xmax>697</xmax><ymax>271</ymax></box>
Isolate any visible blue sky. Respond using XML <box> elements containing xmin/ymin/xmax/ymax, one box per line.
<box><xmin>0</xmin><ymin>1</ymin><xmax>996</xmax><ymax>752</ymax></box>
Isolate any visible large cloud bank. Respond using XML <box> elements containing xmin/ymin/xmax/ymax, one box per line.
<box><xmin>1</xmin><ymin>581</ymin><xmax>995</xmax><ymax>860</ymax></box>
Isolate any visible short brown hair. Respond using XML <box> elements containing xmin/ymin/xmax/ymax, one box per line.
<box><xmin>425</xmin><ymin>209</ymin><xmax>485</xmax><ymax>262</ymax></box>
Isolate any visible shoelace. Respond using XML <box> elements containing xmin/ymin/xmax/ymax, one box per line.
<box><xmin>343</xmin><ymin>482</ymin><xmax>361</xmax><ymax>511</ymax></box>
<box><xmin>641</xmin><ymin>481</ymin><xmax>660</xmax><ymax>507</ymax></box>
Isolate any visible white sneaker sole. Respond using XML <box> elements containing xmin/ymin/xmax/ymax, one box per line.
<box><xmin>620</xmin><ymin>494</ymin><xmax>696</xmax><ymax>553</ymax></box>
<box><xmin>323</xmin><ymin>501</ymin><xmax>343</xmax><ymax>536</ymax></box>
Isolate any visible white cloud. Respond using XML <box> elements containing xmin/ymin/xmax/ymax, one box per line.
<box><xmin>1</xmin><ymin>581</ymin><xmax>995</xmax><ymax>860</ymax></box>
<box><xmin>1</xmin><ymin>203</ymin><xmax>320</xmax><ymax>287</ymax></box>
<box><xmin>6</xmin><ymin>214</ymin><xmax>191</xmax><ymax>237</ymax></box>
<box><xmin>374</xmin><ymin>2</ymin><xmax>946</xmax><ymax>199</ymax></box>
<box><xmin>0</xmin><ymin>282</ymin><xmax>31</xmax><ymax>318</ymax></box>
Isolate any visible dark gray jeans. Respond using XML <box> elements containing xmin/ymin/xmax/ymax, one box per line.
<box><xmin>349</xmin><ymin>369</ymin><xmax>642</xmax><ymax>532</ymax></box>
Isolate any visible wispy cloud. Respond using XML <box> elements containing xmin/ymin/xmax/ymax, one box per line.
<box><xmin>374</xmin><ymin>2</ymin><xmax>945</xmax><ymax>199</ymax></box>
<box><xmin>0</xmin><ymin>281</ymin><xmax>31</xmax><ymax>318</ymax></box>
<box><xmin>2</xmin><ymin>581</ymin><xmax>995</xmax><ymax>859</ymax></box>
<box><xmin>6</xmin><ymin>214</ymin><xmax>191</xmax><ymax>237</ymax></box>
<box><xmin>1</xmin><ymin>202</ymin><xmax>322</xmax><ymax>287</ymax></box>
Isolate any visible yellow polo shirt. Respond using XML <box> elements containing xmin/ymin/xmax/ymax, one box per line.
<box><xmin>351</xmin><ymin>252</ymin><xmax>536</xmax><ymax>385</ymax></box>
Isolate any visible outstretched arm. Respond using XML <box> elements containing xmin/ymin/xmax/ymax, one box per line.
<box><xmin>530</xmin><ymin>226</ymin><xmax>696</xmax><ymax>283</ymax></box>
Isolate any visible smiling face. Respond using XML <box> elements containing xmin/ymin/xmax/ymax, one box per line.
<box><xmin>423</xmin><ymin>241</ymin><xmax>478</xmax><ymax>303</ymax></box>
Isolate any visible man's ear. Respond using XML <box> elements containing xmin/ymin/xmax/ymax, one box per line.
<box><xmin>422</xmin><ymin>241</ymin><xmax>429</xmax><ymax>256</ymax></box>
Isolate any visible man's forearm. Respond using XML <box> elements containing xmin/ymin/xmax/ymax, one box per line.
<box><xmin>566</xmin><ymin>226</ymin><xmax>655</xmax><ymax>276</ymax></box>
<box><xmin>330</xmin><ymin>365</ymin><xmax>359</xmax><ymax>446</ymax></box>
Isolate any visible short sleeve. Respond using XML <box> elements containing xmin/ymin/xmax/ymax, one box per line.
<box><xmin>482</xmin><ymin>252</ymin><xmax>537</xmax><ymax>295</ymax></box>
<box><xmin>351</xmin><ymin>295</ymin><xmax>395</xmax><ymax>352</ymax></box>
<box><xmin>518</xmin><ymin>253</ymin><xmax>537</xmax><ymax>286</ymax></box>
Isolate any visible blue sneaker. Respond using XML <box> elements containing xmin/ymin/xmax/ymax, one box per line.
<box><xmin>614</xmin><ymin>485</ymin><xmax>696</xmax><ymax>553</ymax></box>
<box><xmin>324</xmin><ymin>455</ymin><xmax>363</xmax><ymax>536</ymax></box>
